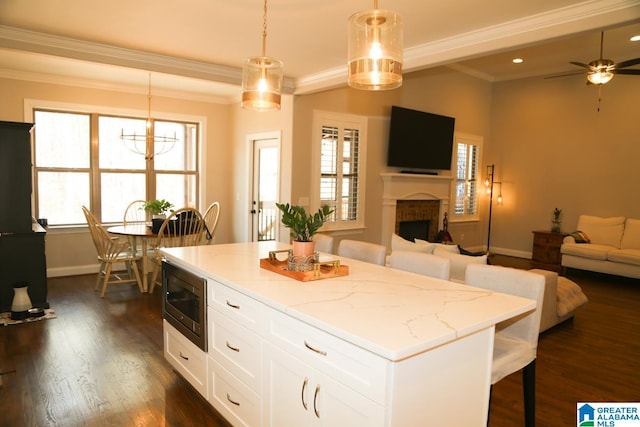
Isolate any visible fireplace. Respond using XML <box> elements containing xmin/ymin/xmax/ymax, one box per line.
<box><xmin>398</xmin><ymin>219</ymin><xmax>431</xmax><ymax>242</ymax></box>
<box><xmin>381</xmin><ymin>173</ymin><xmax>452</xmax><ymax>250</ymax></box>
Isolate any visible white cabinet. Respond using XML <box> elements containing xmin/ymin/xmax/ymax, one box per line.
<box><xmin>263</xmin><ymin>342</ymin><xmax>384</xmax><ymax>426</ymax></box>
<box><xmin>164</xmin><ymin>320</ymin><xmax>208</xmax><ymax>398</ymax></box>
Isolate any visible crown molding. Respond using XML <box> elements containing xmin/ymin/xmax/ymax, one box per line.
<box><xmin>1</xmin><ymin>0</ymin><xmax>637</xmax><ymax>96</ymax></box>
<box><xmin>0</xmin><ymin>24</ymin><xmax>295</xmax><ymax>94</ymax></box>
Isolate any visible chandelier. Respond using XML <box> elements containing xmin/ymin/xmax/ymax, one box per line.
<box><xmin>120</xmin><ymin>73</ymin><xmax>177</xmax><ymax>159</ymax></box>
<box><xmin>241</xmin><ymin>0</ymin><xmax>283</xmax><ymax>111</ymax></box>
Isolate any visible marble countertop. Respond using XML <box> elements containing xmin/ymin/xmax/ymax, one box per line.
<box><xmin>162</xmin><ymin>242</ymin><xmax>535</xmax><ymax>362</ymax></box>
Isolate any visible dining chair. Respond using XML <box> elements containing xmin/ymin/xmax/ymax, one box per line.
<box><xmin>149</xmin><ymin>207</ymin><xmax>206</xmax><ymax>292</ymax></box>
<box><xmin>389</xmin><ymin>250</ymin><xmax>451</xmax><ymax>280</ymax></box>
<box><xmin>82</xmin><ymin>206</ymin><xmax>143</xmax><ymax>297</ymax></box>
<box><xmin>201</xmin><ymin>201</ymin><xmax>220</xmax><ymax>245</ymax></box>
<box><xmin>313</xmin><ymin>233</ymin><xmax>334</xmax><ymax>254</ymax></box>
<box><xmin>465</xmin><ymin>263</ymin><xmax>546</xmax><ymax>427</ymax></box>
<box><xmin>123</xmin><ymin>199</ymin><xmax>148</xmax><ymax>224</ymax></box>
<box><xmin>337</xmin><ymin>239</ymin><xmax>387</xmax><ymax>266</ymax></box>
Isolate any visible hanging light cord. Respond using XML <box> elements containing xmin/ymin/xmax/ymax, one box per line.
<box><xmin>262</xmin><ymin>0</ymin><xmax>268</xmax><ymax>57</ymax></box>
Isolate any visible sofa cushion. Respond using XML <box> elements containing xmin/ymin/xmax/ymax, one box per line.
<box><xmin>607</xmin><ymin>249</ymin><xmax>640</xmax><ymax>266</ymax></box>
<box><xmin>576</xmin><ymin>215</ymin><xmax>625</xmax><ymax>248</ymax></box>
<box><xmin>417</xmin><ymin>239</ymin><xmax>460</xmax><ymax>253</ymax></box>
<box><xmin>561</xmin><ymin>243</ymin><xmax>613</xmax><ymax>260</ymax></box>
<box><xmin>433</xmin><ymin>246</ymin><xmax>487</xmax><ymax>282</ymax></box>
<box><xmin>556</xmin><ymin>277</ymin><xmax>589</xmax><ymax>317</ymax></box>
<box><xmin>391</xmin><ymin>233</ymin><xmax>434</xmax><ymax>253</ymax></box>
<box><xmin>620</xmin><ymin>218</ymin><xmax>640</xmax><ymax>250</ymax></box>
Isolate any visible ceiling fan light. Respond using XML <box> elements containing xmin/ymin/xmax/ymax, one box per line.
<box><xmin>241</xmin><ymin>56</ymin><xmax>283</xmax><ymax>111</ymax></box>
<box><xmin>587</xmin><ymin>70</ymin><xmax>614</xmax><ymax>84</ymax></box>
<box><xmin>348</xmin><ymin>7</ymin><xmax>403</xmax><ymax>90</ymax></box>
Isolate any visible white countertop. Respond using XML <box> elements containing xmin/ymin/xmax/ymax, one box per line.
<box><xmin>162</xmin><ymin>242</ymin><xmax>535</xmax><ymax>362</ymax></box>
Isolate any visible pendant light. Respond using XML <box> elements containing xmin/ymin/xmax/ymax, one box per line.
<box><xmin>241</xmin><ymin>0</ymin><xmax>283</xmax><ymax>111</ymax></box>
<box><xmin>348</xmin><ymin>0</ymin><xmax>403</xmax><ymax>90</ymax></box>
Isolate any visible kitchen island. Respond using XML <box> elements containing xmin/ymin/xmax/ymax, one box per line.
<box><xmin>161</xmin><ymin>241</ymin><xmax>535</xmax><ymax>426</ymax></box>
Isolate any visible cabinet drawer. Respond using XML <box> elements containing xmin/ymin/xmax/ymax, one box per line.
<box><xmin>209</xmin><ymin>357</ymin><xmax>262</xmax><ymax>427</ymax></box>
<box><xmin>164</xmin><ymin>320</ymin><xmax>207</xmax><ymax>398</ymax></box>
<box><xmin>263</xmin><ymin>307</ymin><xmax>387</xmax><ymax>405</ymax></box>
<box><xmin>209</xmin><ymin>307</ymin><xmax>262</xmax><ymax>393</ymax></box>
<box><xmin>209</xmin><ymin>280</ymin><xmax>262</xmax><ymax>334</ymax></box>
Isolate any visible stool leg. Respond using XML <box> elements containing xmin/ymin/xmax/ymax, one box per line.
<box><xmin>523</xmin><ymin>359</ymin><xmax>536</xmax><ymax>427</ymax></box>
<box><xmin>487</xmin><ymin>385</ymin><xmax>493</xmax><ymax>426</ymax></box>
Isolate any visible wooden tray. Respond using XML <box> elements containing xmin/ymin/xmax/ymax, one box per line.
<box><xmin>260</xmin><ymin>250</ymin><xmax>349</xmax><ymax>282</ymax></box>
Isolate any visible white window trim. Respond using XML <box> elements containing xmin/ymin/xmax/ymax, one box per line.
<box><xmin>23</xmin><ymin>98</ymin><xmax>207</xmax><ymax>228</ymax></box>
<box><xmin>449</xmin><ymin>132</ymin><xmax>483</xmax><ymax>223</ymax></box>
<box><xmin>311</xmin><ymin>110</ymin><xmax>367</xmax><ymax>231</ymax></box>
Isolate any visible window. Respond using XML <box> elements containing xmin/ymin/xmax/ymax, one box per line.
<box><xmin>451</xmin><ymin>133</ymin><xmax>482</xmax><ymax>221</ymax></box>
<box><xmin>312</xmin><ymin>111</ymin><xmax>367</xmax><ymax>230</ymax></box>
<box><xmin>33</xmin><ymin>108</ymin><xmax>199</xmax><ymax>226</ymax></box>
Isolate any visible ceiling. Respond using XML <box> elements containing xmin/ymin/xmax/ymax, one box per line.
<box><xmin>0</xmin><ymin>0</ymin><xmax>639</xmax><ymax>102</ymax></box>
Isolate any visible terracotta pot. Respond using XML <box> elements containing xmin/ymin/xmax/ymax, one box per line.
<box><xmin>292</xmin><ymin>240</ymin><xmax>315</xmax><ymax>257</ymax></box>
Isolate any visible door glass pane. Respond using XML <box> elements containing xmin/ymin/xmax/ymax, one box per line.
<box><xmin>99</xmin><ymin>116</ymin><xmax>146</xmax><ymax>169</ymax></box>
<box><xmin>34</xmin><ymin>111</ymin><xmax>90</xmax><ymax>168</ymax></box>
<box><xmin>156</xmin><ymin>174</ymin><xmax>197</xmax><ymax>209</ymax></box>
<box><xmin>101</xmin><ymin>172</ymin><xmax>147</xmax><ymax>223</ymax></box>
<box><xmin>37</xmin><ymin>171</ymin><xmax>90</xmax><ymax>225</ymax></box>
<box><xmin>257</xmin><ymin>146</ymin><xmax>278</xmax><ymax>241</ymax></box>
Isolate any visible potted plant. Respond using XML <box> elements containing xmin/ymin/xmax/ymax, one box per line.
<box><xmin>143</xmin><ymin>199</ymin><xmax>174</xmax><ymax>233</ymax></box>
<box><xmin>552</xmin><ymin>207</ymin><xmax>562</xmax><ymax>232</ymax></box>
<box><xmin>275</xmin><ymin>203</ymin><xmax>333</xmax><ymax>257</ymax></box>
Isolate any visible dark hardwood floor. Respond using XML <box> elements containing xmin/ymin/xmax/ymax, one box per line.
<box><xmin>0</xmin><ymin>256</ymin><xmax>638</xmax><ymax>426</ymax></box>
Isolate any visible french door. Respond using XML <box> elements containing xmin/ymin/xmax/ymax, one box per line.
<box><xmin>251</xmin><ymin>136</ymin><xmax>280</xmax><ymax>242</ymax></box>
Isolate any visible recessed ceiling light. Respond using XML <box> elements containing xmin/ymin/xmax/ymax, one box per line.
<box><xmin>512</xmin><ymin>58</ymin><xmax>524</xmax><ymax>64</ymax></box>
<box><xmin>630</xmin><ymin>35</ymin><xmax>640</xmax><ymax>42</ymax></box>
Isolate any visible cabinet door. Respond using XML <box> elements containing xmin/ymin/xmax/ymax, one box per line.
<box><xmin>264</xmin><ymin>343</ymin><xmax>384</xmax><ymax>427</ymax></box>
<box><xmin>264</xmin><ymin>343</ymin><xmax>312</xmax><ymax>426</ymax></box>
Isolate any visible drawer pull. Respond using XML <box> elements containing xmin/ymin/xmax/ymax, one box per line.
<box><xmin>226</xmin><ymin>300</ymin><xmax>240</xmax><ymax>309</ymax></box>
<box><xmin>179</xmin><ymin>351</ymin><xmax>189</xmax><ymax>361</ymax></box>
<box><xmin>226</xmin><ymin>341</ymin><xmax>240</xmax><ymax>352</ymax></box>
<box><xmin>301</xmin><ymin>377</ymin><xmax>309</xmax><ymax>410</ymax></box>
<box><xmin>226</xmin><ymin>393</ymin><xmax>240</xmax><ymax>406</ymax></box>
<box><xmin>304</xmin><ymin>340</ymin><xmax>327</xmax><ymax>356</ymax></box>
<box><xmin>313</xmin><ymin>385</ymin><xmax>321</xmax><ymax>418</ymax></box>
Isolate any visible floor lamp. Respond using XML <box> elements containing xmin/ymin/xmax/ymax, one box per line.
<box><xmin>485</xmin><ymin>164</ymin><xmax>502</xmax><ymax>253</ymax></box>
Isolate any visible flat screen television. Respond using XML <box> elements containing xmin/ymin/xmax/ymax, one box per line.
<box><xmin>387</xmin><ymin>106</ymin><xmax>455</xmax><ymax>172</ymax></box>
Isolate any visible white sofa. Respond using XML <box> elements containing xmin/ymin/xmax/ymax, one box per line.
<box><xmin>561</xmin><ymin>215</ymin><xmax>640</xmax><ymax>279</ymax></box>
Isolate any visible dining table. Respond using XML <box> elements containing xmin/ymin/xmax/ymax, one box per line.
<box><xmin>107</xmin><ymin>223</ymin><xmax>157</xmax><ymax>292</ymax></box>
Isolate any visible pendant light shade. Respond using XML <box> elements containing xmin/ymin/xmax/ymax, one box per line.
<box><xmin>241</xmin><ymin>0</ymin><xmax>283</xmax><ymax>111</ymax></box>
<box><xmin>242</xmin><ymin>56</ymin><xmax>283</xmax><ymax>110</ymax></box>
<box><xmin>348</xmin><ymin>2</ymin><xmax>403</xmax><ymax>90</ymax></box>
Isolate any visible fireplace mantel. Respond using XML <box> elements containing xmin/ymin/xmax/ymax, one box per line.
<box><xmin>380</xmin><ymin>173</ymin><xmax>452</xmax><ymax>251</ymax></box>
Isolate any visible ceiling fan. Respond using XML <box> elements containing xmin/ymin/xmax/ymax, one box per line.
<box><xmin>549</xmin><ymin>31</ymin><xmax>640</xmax><ymax>84</ymax></box>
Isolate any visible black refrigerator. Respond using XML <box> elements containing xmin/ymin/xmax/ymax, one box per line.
<box><xmin>0</xmin><ymin>121</ymin><xmax>48</xmax><ymax>312</ymax></box>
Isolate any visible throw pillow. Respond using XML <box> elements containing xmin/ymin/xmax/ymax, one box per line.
<box><xmin>570</xmin><ymin>230</ymin><xmax>590</xmax><ymax>244</ymax></box>
<box><xmin>457</xmin><ymin>245</ymin><xmax>487</xmax><ymax>256</ymax></box>
<box><xmin>391</xmin><ymin>234</ymin><xmax>435</xmax><ymax>254</ymax></box>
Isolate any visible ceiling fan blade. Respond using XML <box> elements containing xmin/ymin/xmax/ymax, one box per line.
<box><xmin>544</xmin><ymin>71</ymin><xmax>585</xmax><ymax>79</ymax></box>
<box><xmin>569</xmin><ymin>61</ymin><xmax>590</xmax><ymax>69</ymax></box>
<box><xmin>614</xmin><ymin>69</ymin><xmax>640</xmax><ymax>75</ymax></box>
<box><xmin>615</xmin><ymin>57</ymin><xmax>640</xmax><ymax>69</ymax></box>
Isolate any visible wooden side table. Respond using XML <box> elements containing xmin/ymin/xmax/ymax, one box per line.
<box><xmin>531</xmin><ymin>230</ymin><xmax>568</xmax><ymax>272</ymax></box>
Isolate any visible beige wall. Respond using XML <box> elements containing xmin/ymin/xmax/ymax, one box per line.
<box><xmin>488</xmin><ymin>75</ymin><xmax>640</xmax><ymax>256</ymax></box>
<box><xmin>229</xmin><ymin>95</ymin><xmax>294</xmax><ymax>243</ymax></box>
<box><xmin>0</xmin><ymin>77</ymin><xmax>234</xmax><ymax>276</ymax></box>
<box><xmin>291</xmin><ymin>67</ymin><xmax>493</xmax><ymax>251</ymax></box>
